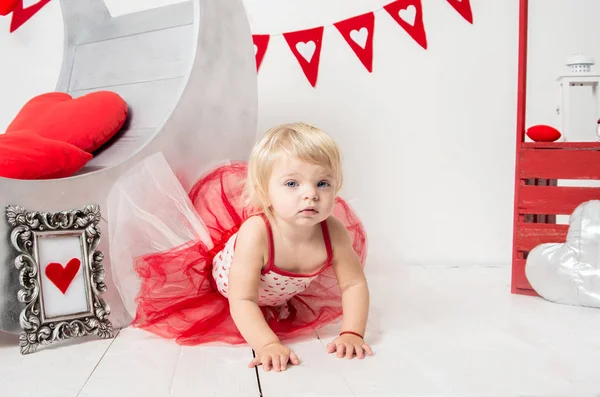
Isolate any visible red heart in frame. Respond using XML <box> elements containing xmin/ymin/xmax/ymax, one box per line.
<box><xmin>45</xmin><ymin>258</ymin><xmax>81</xmax><ymax>294</ymax></box>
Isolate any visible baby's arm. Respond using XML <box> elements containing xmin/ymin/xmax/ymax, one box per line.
<box><xmin>227</xmin><ymin>216</ymin><xmax>299</xmax><ymax>371</ymax></box>
<box><xmin>327</xmin><ymin>216</ymin><xmax>373</xmax><ymax>359</ymax></box>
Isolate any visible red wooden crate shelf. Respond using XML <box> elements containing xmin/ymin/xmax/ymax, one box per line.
<box><xmin>511</xmin><ymin>143</ymin><xmax>600</xmax><ymax>295</ymax></box>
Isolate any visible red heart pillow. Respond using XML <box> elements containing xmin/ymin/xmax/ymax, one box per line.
<box><xmin>6</xmin><ymin>91</ymin><xmax>128</xmax><ymax>153</ymax></box>
<box><xmin>526</xmin><ymin>125</ymin><xmax>562</xmax><ymax>142</ymax></box>
<box><xmin>0</xmin><ymin>132</ymin><xmax>92</xmax><ymax>179</ymax></box>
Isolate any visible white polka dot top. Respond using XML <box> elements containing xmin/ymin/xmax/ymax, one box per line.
<box><xmin>212</xmin><ymin>214</ymin><xmax>332</xmax><ymax>307</ymax></box>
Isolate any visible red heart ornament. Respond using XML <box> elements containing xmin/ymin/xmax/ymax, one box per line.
<box><xmin>6</xmin><ymin>91</ymin><xmax>128</xmax><ymax>153</ymax></box>
<box><xmin>526</xmin><ymin>125</ymin><xmax>562</xmax><ymax>142</ymax></box>
<box><xmin>45</xmin><ymin>258</ymin><xmax>81</xmax><ymax>294</ymax></box>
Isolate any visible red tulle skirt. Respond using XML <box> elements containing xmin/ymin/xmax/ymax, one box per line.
<box><xmin>131</xmin><ymin>162</ymin><xmax>367</xmax><ymax>345</ymax></box>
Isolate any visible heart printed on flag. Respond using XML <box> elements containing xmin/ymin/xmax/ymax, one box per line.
<box><xmin>296</xmin><ymin>41</ymin><xmax>316</xmax><ymax>62</ymax></box>
<box><xmin>399</xmin><ymin>5</ymin><xmax>416</xmax><ymax>26</ymax></box>
<box><xmin>350</xmin><ymin>28</ymin><xmax>368</xmax><ymax>49</ymax></box>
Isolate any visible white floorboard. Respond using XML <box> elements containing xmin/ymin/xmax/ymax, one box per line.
<box><xmin>77</xmin><ymin>328</ymin><xmax>258</xmax><ymax>397</ymax></box>
<box><xmin>258</xmin><ymin>336</ymin><xmax>356</xmax><ymax>397</ymax></box>
<box><xmin>0</xmin><ymin>332</ymin><xmax>113</xmax><ymax>397</ymax></box>
<box><xmin>313</xmin><ymin>323</ymin><xmax>445</xmax><ymax>396</ymax></box>
<box><xmin>1</xmin><ymin>265</ymin><xmax>599</xmax><ymax>396</ymax></box>
<box><xmin>77</xmin><ymin>328</ymin><xmax>181</xmax><ymax>397</ymax></box>
<box><xmin>168</xmin><ymin>345</ymin><xmax>259</xmax><ymax>397</ymax></box>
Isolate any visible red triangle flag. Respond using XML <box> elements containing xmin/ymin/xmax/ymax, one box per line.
<box><xmin>283</xmin><ymin>26</ymin><xmax>324</xmax><ymax>88</ymax></box>
<box><xmin>384</xmin><ymin>0</ymin><xmax>427</xmax><ymax>50</ymax></box>
<box><xmin>334</xmin><ymin>12</ymin><xmax>375</xmax><ymax>73</ymax></box>
<box><xmin>10</xmin><ymin>0</ymin><xmax>51</xmax><ymax>33</ymax></box>
<box><xmin>446</xmin><ymin>0</ymin><xmax>473</xmax><ymax>24</ymax></box>
<box><xmin>253</xmin><ymin>34</ymin><xmax>270</xmax><ymax>72</ymax></box>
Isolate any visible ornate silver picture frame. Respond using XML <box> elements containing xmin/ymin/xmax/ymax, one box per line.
<box><xmin>5</xmin><ymin>204</ymin><xmax>114</xmax><ymax>355</ymax></box>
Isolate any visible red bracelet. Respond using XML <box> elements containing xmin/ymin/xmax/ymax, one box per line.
<box><xmin>339</xmin><ymin>331</ymin><xmax>363</xmax><ymax>339</ymax></box>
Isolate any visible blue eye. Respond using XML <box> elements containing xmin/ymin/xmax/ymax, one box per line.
<box><xmin>285</xmin><ymin>181</ymin><xmax>298</xmax><ymax>188</ymax></box>
<box><xmin>317</xmin><ymin>181</ymin><xmax>330</xmax><ymax>188</ymax></box>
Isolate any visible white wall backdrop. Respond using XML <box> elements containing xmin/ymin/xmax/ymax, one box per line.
<box><xmin>0</xmin><ymin>0</ymin><xmax>529</xmax><ymax>269</ymax></box>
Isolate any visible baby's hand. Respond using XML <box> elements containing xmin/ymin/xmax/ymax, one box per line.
<box><xmin>327</xmin><ymin>334</ymin><xmax>373</xmax><ymax>359</ymax></box>
<box><xmin>248</xmin><ymin>341</ymin><xmax>300</xmax><ymax>372</ymax></box>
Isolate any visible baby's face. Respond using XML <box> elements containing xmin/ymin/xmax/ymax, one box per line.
<box><xmin>267</xmin><ymin>156</ymin><xmax>337</xmax><ymax>227</ymax></box>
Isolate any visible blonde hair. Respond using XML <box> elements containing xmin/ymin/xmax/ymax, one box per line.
<box><xmin>245</xmin><ymin>122</ymin><xmax>343</xmax><ymax>217</ymax></box>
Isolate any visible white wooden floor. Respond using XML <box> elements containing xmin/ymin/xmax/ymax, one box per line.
<box><xmin>2</xmin><ymin>265</ymin><xmax>600</xmax><ymax>397</ymax></box>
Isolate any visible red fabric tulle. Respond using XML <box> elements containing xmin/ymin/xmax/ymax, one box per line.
<box><xmin>132</xmin><ymin>162</ymin><xmax>367</xmax><ymax>345</ymax></box>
